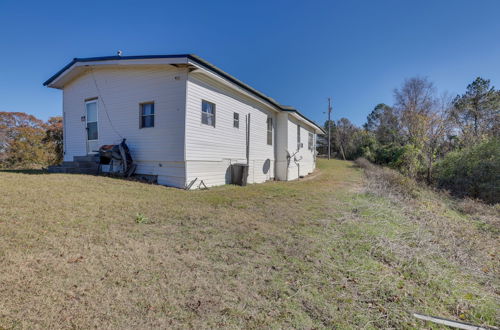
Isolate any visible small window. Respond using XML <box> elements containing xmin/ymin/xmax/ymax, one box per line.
<box><xmin>233</xmin><ymin>112</ymin><xmax>239</xmax><ymax>128</ymax></box>
<box><xmin>267</xmin><ymin>117</ymin><xmax>273</xmax><ymax>145</ymax></box>
<box><xmin>201</xmin><ymin>100</ymin><xmax>216</xmax><ymax>127</ymax></box>
<box><xmin>140</xmin><ymin>102</ymin><xmax>154</xmax><ymax>128</ymax></box>
<box><xmin>297</xmin><ymin>125</ymin><xmax>301</xmax><ymax>150</ymax></box>
<box><xmin>308</xmin><ymin>132</ymin><xmax>314</xmax><ymax>150</ymax></box>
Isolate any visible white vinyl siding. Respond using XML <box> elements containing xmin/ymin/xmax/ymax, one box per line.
<box><xmin>185</xmin><ymin>72</ymin><xmax>276</xmax><ymax>187</ymax></box>
<box><xmin>62</xmin><ymin>65</ymin><xmax>187</xmax><ymax>187</ymax></box>
<box><xmin>286</xmin><ymin>116</ymin><xmax>316</xmax><ymax>180</ymax></box>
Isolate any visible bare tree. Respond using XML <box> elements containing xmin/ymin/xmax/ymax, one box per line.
<box><xmin>335</xmin><ymin>118</ymin><xmax>357</xmax><ymax>160</ymax></box>
<box><xmin>394</xmin><ymin>77</ymin><xmax>437</xmax><ymax>147</ymax></box>
<box><xmin>422</xmin><ymin>93</ymin><xmax>452</xmax><ymax>182</ymax></box>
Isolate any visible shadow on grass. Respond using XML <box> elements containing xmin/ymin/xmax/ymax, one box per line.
<box><xmin>0</xmin><ymin>169</ymin><xmax>49</xmax><ymax>175</ymax></box>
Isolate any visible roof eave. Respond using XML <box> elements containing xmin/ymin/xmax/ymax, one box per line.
<box><xmin>281</xmin><ymin>107</ymin><xmax>325</xmax><ymax>134</ymax></box>
<box><xmin>43</xmin><ymin>54</ymin><xmax>193</xmax><ymax>88</ymax></box>
<box><xmin>43</xmin><ymin>54</ymin><xmax>324</xmax><ymax>133</ymax></box>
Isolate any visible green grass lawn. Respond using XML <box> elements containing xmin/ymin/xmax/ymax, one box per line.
<box><xmin>0</xmin><ymin>159</ymin><xmax>498</xmax><ymax>329</ymax></box>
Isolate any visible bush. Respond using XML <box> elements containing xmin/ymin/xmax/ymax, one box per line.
<box><xmin>374</xmin><ymin>144</ymin><xmax>402</xmax><ymax>165</ymax></box>
<box><xmin>0</xmin><ymin>112</ymin><xmax>63</xmax><ymax>168</ymax></box>
<box><xmin>389</xmin><ymin>144</ymin><xmax>424</xmax><ymax>179</ymax></box>
<box><xmin>374</xmin><ymin>144</ymin><xmax>425</xmax><ymax>179</ymax></box>
<box><xmin>351</xmin><ymin>131</ymin><xmax>378</xmax><ymax>161</ymax></box>
<box><xmin>433</xmin><ymin>138</ymin><xmax>500</xmax><ymax>204</ymax></box>
<box><xmin>355</xmin><ymin>157</ymin><xmax>420</xmax><ymax>199</ymax></box>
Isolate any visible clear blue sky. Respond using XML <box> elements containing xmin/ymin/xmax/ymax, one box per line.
<box><xmin>1</xmin><ymin>0</ymin><xmax>500</xmax><ymax>126</ymax></box>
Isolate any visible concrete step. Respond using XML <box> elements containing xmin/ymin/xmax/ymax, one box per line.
<box><xmin>59</xmin><ymin>161</ymin><xmax>99</xmax><ymax>169</ymax></box>
<box><xmin>48</xmin><ymin>165</ymin><xmax>99</xmax><ymax>175</ymax></box>
<box><xmin>61</xmin><ymin>161</ymin><xmax>76</xmax><ymax>168</ymax></box>
<box><xmin>75</xmin><ymin>161</ymin><xmax>99</xmax><ymax>169</ymax></box>
<box><xmin>65</xmin><ymin>167</ymin><xmax>98</xmax><ymax>175</ymax></box>
<box><xmin>74</xmin><ymin>155</ymin><xmax>99</xmax><ymax>162</ymax></box>
<box><xmin>48</xmin><ymin>166</ymin><xmax>68</xmax><ymax>173</ymax></box>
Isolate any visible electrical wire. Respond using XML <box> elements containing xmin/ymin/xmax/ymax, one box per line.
<box><xmin>89</xmin><ymin>67</ymin><xmax>124</xmax><ymax>139</ymax></box>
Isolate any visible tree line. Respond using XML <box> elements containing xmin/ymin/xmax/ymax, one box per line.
<box><xmin>0</xmin><ymin>112</ymin><xmax>63</xmax><ymax>169</ymax></box>
<box><xmin>319</xmin><ymin>77</ymin><xmax>499</xmax><ymax>203</ymax></box>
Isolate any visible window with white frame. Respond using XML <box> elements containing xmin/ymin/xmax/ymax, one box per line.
<box><xmin>140</xmin><ymin>102</ymin><xmax>154</xmax><ymax>128</ymax></box>
<box><xmin>267</xmin><ymin>117</ymin><xmax>273</xmax><ymax>145</ymax></box>
<box><xmin>233</xmin><ymin>112</ymin><xmax>239</xmax><ymax>128</ymax></box>
<box><xmin>297</xmin><ymin>125</ymin><xmax>301</xmax><ymax>150</ymax></box>
<box><xmin>86</xmin><ymin>100</ymin><xmax>98</xmax><ymax>140</ymax></box>
<box><xmin>201</xmin><ymin>100</ymin><xmax>216</xmax><ymax>126</ymax></box>
<box><xmin>308</xmin><ymin>132</ymin><xmax>314</xmax><ymax>150</ymax></box>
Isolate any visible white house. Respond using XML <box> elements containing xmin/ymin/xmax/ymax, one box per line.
<box><xmin>44</xmin><ymin>54</ymin><xmax>324</xmax><ymax>189</ymax></box>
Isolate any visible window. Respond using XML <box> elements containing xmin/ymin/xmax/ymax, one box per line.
<box><xmin>86</xmin><ymin>100</ymin><xmax>98</xmax><ymax>140</ymax></box>
<box><xmin>308</xmin><ymin>132</ymin><xmax>314</xmax><ymax>150</ymax></box>
<box><xmin>140</xmin><ymin>102</ymin><xmax>154</xmax><ymax>128</ymax></box>
<box><xmin>201</xmin><ymin>100</ymin><xmax>216</xmax><ymax>126</ymax></box>
<box><xmin>297</xmin><ymin>125</ymin><xmax>301</xmax><ymax>150</ymax></box>
<box><xmin>233</xmin><ymin>112</ymin><xmax>239</xmax><ymax>128</ymax></box>
<box><xmin>267</xmin><ymin>117</ymin><xmax>273</xmax><ymax>145</ymax></box>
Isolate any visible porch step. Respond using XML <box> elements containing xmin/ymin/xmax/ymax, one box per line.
<box><xmin>48</xmin><ymin>154</ymin><xmax>100</xmax><ymax>175</ymax></box>
<box><xmin>47</xmin><ymin>166</ymin><xmax>68</xmax><ymax>173</ymax></box>
<box><xmin>74</xmin><ymin>155</ymin><xmax>99</xmax><ymax>162</ymax></box>
<box><xmin>65</xmin><ymin>167</ymin><xmax>99</xmax><ymax>175</ymax></box>
<box><xmin>48</xmin><ymin>165</ymin><xmax>99</xmax><ymax>175</ymax></box>
<box><xmin>74</xmin><ymin>161</ymin><xmax>99</xmax><ymax>169</ymax></box>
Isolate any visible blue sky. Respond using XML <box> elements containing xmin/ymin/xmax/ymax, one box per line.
<box><xmin>1</xmin><ymin>0</ymin><xmax>499</xmax><ymax>126</ymax></box>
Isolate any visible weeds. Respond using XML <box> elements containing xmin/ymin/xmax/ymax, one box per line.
<box><xmin>355</xmin><ymin>157</ymin><xmax>499</xmax><ymax>327</ymax></box>
<box><xmin>355</xmin><ymin>157</ymin><xmax>420</xmax><ymax>199</ymax></box>
<box><xmin>135</xmin><ymin>213</ymin><xmax>153</xmax><ymax>224</ymax></box>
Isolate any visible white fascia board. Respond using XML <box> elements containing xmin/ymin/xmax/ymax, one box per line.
<box><xmin>289</xmin><ymin>112</ymin><xmax>323</xmax><ymax>134</ymax></box>
<box><xmin>48</xmin><ymin>57</ymin><xmax>189</xmax><ymax>89</ymax></box>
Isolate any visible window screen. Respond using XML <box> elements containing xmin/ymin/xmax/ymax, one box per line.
<box><xmin>140</xmin><ymin>103</ymin><xmax>154</xmax><ymax>128</ymax></box>
<box><xmin>308</xmin><ymin>132</ymin><xmax>314</xmax><ymax>150</ymax></box>
<box><xmin>233</xmin><ymin>112</ymin><xmax>239</xmax><ymax>128</ymax></box>
<box><xmin>267</xmin><ymin>117</ymin><xmax>273</xmax><ymax>145</ymax></box>
<box><xmin>201</xmin><ymin>100</ymin><xmax>216</xmax><ymax>127</ymax></box>
<box><xmin>297</xmin><ymin>125</ymin><xmax>301</xmax><ymax>150</ymax></box>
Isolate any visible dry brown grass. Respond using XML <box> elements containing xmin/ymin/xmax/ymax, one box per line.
<box><xmin>355</xmin><ymin>158</ymin><xmax>499</xmax><ymax>322</ymax></box>
<box><xmin>0</xmin><ymin>160</ymin><xmax>498</xmax><ymax>329</ymax></box>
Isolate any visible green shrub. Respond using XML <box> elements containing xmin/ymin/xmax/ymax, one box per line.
<box><xmin>434</xmin><ymin>138</ymin><xmax>500</xmax><ymax>204</ymax></box>
<box><xmin>390</xmin><ymin>145</ymin><xmax>424</xmax><ymax>179</ymax></box>
<box><xmin>374</xmin><ymin>144</ymin><xmax>403</xmax><ymax>166</ymax></box>
<box><xmin>351</xmin><ymin>131</ymin><xmax>378</xmax><ymax>162</ymax></box>
<box><xmin>374</xmin><ymin>144</ymin><xmax>425</xmax><ymax>179</ymax></box>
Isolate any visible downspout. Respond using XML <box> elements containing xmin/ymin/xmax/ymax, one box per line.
<box><xmin>246</xmin><ymin>113</ymin><xmax>250</xmax><ymax>165</ymax></box>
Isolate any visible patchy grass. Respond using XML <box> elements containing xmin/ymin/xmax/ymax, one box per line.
<box><xmin>0</xmin><ymin>159</ymin><xmax>498</xmax><ymax>329</ymax></box>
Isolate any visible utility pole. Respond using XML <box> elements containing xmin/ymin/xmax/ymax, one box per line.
<box><xmin>327</xmin><ymin>97</ymin><xmax>332</xmax><ymax>160</ymax></box>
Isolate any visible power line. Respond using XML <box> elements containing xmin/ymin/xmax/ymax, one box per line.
<box><xmin>327</xmin><ymin>97</ymin><xmax>332</xmax><ymax>160</ymax></box>
<box><xmin>89</xmin><ymin>68</ymin><xmax>124</xmax><ymax>140</ymax></box>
